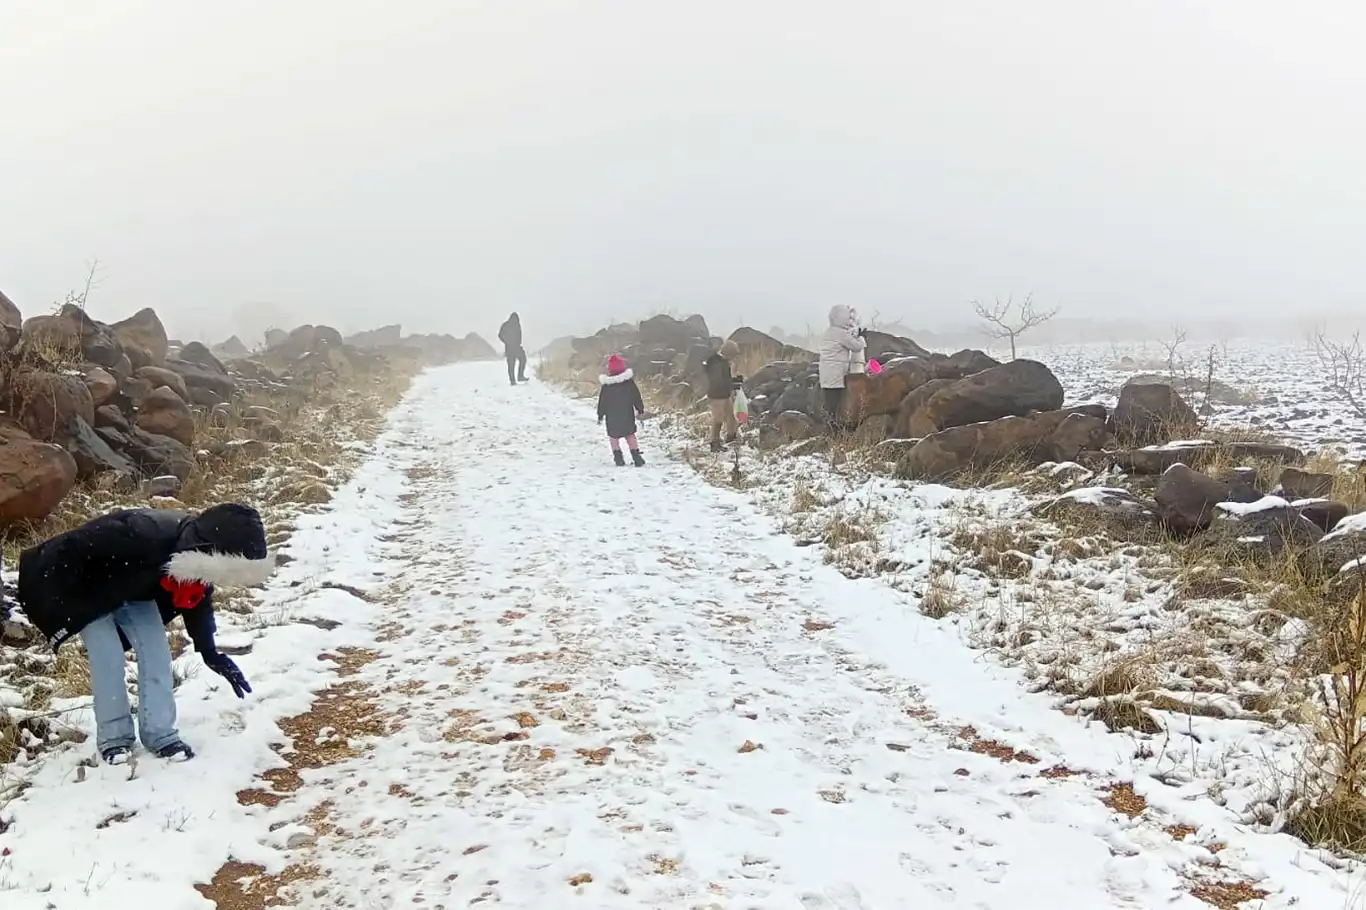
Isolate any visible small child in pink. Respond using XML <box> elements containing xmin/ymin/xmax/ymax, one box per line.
<box><xmin>596</xmin><ymin>354</ymin><xmax>646</xmax><ymax>466</ymax></box>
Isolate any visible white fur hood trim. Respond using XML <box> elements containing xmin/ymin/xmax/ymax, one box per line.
<box><xmin>166</xmin><ymin>550</ymin><xmax>277</xmax><ymax>588</ymax></box>
<box><xmin>599</xmin><ymin>369</ymin><xmax>635</xmax><ymax>385</ymax></box>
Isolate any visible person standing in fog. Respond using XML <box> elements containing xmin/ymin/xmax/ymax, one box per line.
<box><xmin>818</xmin><ymin>304</ymin><xmax>867</xmax><ymax>432</ymax></box>
<box><xmin>498</xmin><ymin>312</ymin><xmax>528</xmax><ymax>385</ymax></box>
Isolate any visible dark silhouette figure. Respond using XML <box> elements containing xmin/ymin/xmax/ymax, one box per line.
<box><xmin>498</xmin><ymin>312</ymin><xmax>528</xmax><ymax>385</ymax></box>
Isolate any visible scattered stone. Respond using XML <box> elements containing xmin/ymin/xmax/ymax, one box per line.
<box><xmin>1154</xmin><ymin>464</ymin><xmax>1229</xmax><ymax>533</ymax></box>
<box><xmin>83</xmin><ymin>367</ymin><xmax>119</xmax><ymax>408</ymax></box>
<box><xmin>110</xmin><ymin>308</ymin><xmax>169</xmax><ymax>368</ymax></box>
<box><xmin>1114</xmin><ymin>442</ymin><xmax>1304</xmax><ymax>475</ymax></box>
<box><xmin>134</xmin><ymin>366</ymin><xmax>190</xmax><ymax>403</ymax></box>
<box><xmin>1110</xmin><ymin>381</ymin><xmax>1198</xmax><ymax>446</ymax></box>
<box><xmin>6</xmin><ymin>370</ymin><xmax>95</xmax><ymax>443</ymax></box>
<box><xmin>1279</xmin><ymin>467</ymin><xmax>1334</xmax><ymax>500</ymax></box>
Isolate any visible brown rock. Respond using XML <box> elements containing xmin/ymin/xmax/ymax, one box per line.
<box><xmin>896</xmin><ymin>407</ymin><xmax>1106</xmax><ymax>482</ymax></box>
<box><xmin>5</xmin><ymin>370</ymin><xmax>95</xmax><ymax>442</ymax></box>
<box><xmin>897</xmin><ymin>378</ymin><xmax>956</xmax><ymax>438</ymax></box>
<box><xmin>94</xmin><ymin>405</ymin><xmax>132</xmax><ymax>434</ymax></box>
<box><xmin>1049</xmin><ymin>412</ymin><xmax>1110</xmax><ymax>463</ymax></box>
<box><xmin>0</xmin><ymin>435</ymin><xmax>77</xmax><ymax>526</ymax></box>
<box><xmin>1154</xmin><ymin>464</ymin><xmax>1228</xmax><ymax>533</ymax></box>
<box><xmin>21</xmin><ymin>313</ymin><xmax>81</xmax><ymax>359</ymax></box>
<box><xmin>84</xmin><ymin>367</ymin><xmax>119</xmax><ymax>408</ymax></box>
<box><xmin>773</xmin><ymin>410</ymin><xmax>818</xmax><ymax>443</ymax></box>
<box><xmin>135</xmin><ymin>387</ymin><xmax>195</xmax><ymax>446</ymax></box>
<box><xmin>1298</xmin><ymin>500</ymin><xmax>1352</xmax><ymax>533</ymax></box>
<box><xmin>1114</xmin><ymin>442</ymin><xmax>1303</xmax><ymax>475</ymax></box>
<box><xmin>0</xmin><ymin>290</ymin><xmax>22</xmax><ymax>350</ymax></box>
<box><xmin>840</xmin><ymin>360</ymin><xmax>938</xmax><ymax>423</ymax></box>
<box><xmin>908</xmin><ymin>359</ymin><xmax>1064</xmax><ymax>435</ymax></box>
<box><xmin>1110</xmin><ymin>382</ymin><xmax>1197</xmax><ymax>446</ymax></box>
<box><xmin>134</xmin><ymin>366</ymin><xmax>190</xmax><ymax>403</ymax></box>
<box><xmin>67</xmin><ymin>416</ymin><xmax>138</xmax><ymax>479</ymax></box>
<box><xmin>111</xmin><ymin>308</ymin><xmax>169</xmax><ymax>368</ymax></box>
<box><xmin>1279</xmin><ymin>467</ymin><xmax>1335</xmax><ymax>501</ymax></box>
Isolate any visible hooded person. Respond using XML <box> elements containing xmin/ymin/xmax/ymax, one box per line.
<box><xmin>596</xmin><ymin>353</ymin><xmax>646</xmax><ymax>466</ymax></box>
<box><xmin>817</xmin><ymin>305</ymin><xmax>867</xmax><ymax>430</ymax></box>
<box><xmin>17</xmin><ymin>503</ymin><xmax>276</xmax><ymax>764</ymax></box>
<box><xmin>701</xmin><ymin>339</ymin><xmax>741</xmax><ymax>451</ymax></box>
<box><xmin>498</xmin><ymin>312</ymin><xmax>528</xmax><ymax>385</ymax></box>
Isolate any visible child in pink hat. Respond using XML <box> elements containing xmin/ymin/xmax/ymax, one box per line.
<box><xmin>597</xmin><ymin>354</ymin><xmax>647</xmax><ymax>466</ymax></box>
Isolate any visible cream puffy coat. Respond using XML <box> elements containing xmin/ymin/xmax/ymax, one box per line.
<box><xmin>818</xmin><ymin>305</ymin><xmax>866</xmax><ymax>389</ymax></box>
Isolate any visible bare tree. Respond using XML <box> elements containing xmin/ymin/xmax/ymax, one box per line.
<box><xmin>1158</xmin><ymin>325</ymin><xmax>1188</xmax><ymax>377</ymax></box>
<box><xmin>1314</xmin><ymin>330</ymin><xmax>1366</xmax><ymax>418</ymax></box>
<box><xmin>972</xmin><ymin>294</ymin><xmax>1058</xmax><ymax>360</ymax></box>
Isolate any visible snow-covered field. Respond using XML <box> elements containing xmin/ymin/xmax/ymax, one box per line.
<box><xmin>1</xmin><ymin>360</ymin><xmax>1363</xmax><ymax>908</ymax></box>
<box><xmin>1028</xmin><ymin>337</ymin><xmax>1366</xmax><ymax>461</ymax></box>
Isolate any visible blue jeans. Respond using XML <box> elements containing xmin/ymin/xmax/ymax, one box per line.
<box><xmin>80</xmin><ymin>600</ymin><xmax>179</xmax><ymax>753</ymax></box>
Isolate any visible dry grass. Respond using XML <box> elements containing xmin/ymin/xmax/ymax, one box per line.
<box><xmin>0</xmin><ymin>354</ymin><xmax>422</xmax><ymax>783</ymax></box>
<box><xmin>919</xmin><ymin>570</ymin><xmax>963</xmax><ymax>619</ymax></box>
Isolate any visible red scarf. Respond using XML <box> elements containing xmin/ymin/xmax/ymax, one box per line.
<box><xmin>160</xmin><ymin>576</ymin><xmax>207</xmax><ymax>609</ymax></box>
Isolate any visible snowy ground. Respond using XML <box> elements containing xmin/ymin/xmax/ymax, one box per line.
<box><xmin>0</xmin><ymin>362</ymin><xmax>1362</xmax><ymax>908</ymax></box>
<box><xmin>1025</xmin><ymin>338</ymin><xmax>1366</xmax><ymax>461</ymax></box>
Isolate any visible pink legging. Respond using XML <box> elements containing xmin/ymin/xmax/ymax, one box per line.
<box><xmin>608</xmin><ymin>434</ymin><xmax>638</xmax><ymax>452</ymax></box>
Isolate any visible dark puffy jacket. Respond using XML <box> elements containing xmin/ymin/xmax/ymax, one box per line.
<box><xmin>498</xmin><ymin>315</ymin><xmax>523</xmax><ymax>353</ymax></box>
<box><xmin>597</xmin><ymin>370</ymin><xmax>644</xmax><ymax>439</ymax></box>
<box><xmin>703</xmin><ymin>353</ymin><xmax>733</xmax><ymax>400</ymax></box>
<box><xmin>17</xmin><ymin>505</ymin><xmax>271</xmax><ymax>653</ymax></box>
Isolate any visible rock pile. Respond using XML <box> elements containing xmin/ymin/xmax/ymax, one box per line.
<box><xmin>0</xmin><ymin>292</ymin><xmax>490</xmax><ymax>529</ymax></box>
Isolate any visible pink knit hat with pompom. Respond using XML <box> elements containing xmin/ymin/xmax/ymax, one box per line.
<box><xmin>607</xmin><ymin>353</ymin><xmax>627</xmax><ymax>375</ymax></box>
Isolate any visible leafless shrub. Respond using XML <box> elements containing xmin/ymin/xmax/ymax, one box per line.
<box><xmin>971</xmin><ymin>294</ymin><xmax>1058</xmax><ymax>360</ymax></box>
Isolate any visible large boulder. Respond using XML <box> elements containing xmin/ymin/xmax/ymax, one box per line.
<box><xmin>83</xmin><ymin>367</ymin><xmax>119</xmax><ymax>408</ymax></box>
<box><xmin>862</xmin><ymin>330</ymin><xmax>933</xmax><ymax>362</ymax></box>
<box><xmin>459</xmin><ymin>332</ymin><xmax>498</xmax><ymax>359</ymax></box>
<box><xmin>1207</xmin><ymin>498</ymin><xmax>1324</xmax><ymax>556</ymax></box>
<box><xmin>892</xmin><ymin>378</ymin><xmax>956</xmax><ymax>438</ymax></box>
<box><xmin>134</xmin><ymin>366</ymin><xmax>190</xmax><ymax>403</ymax></box>
<box><xmin>638</xmin><ymin>314</ymin><xmax>710</xmax><ymax>347</ymax></box>
<box><xmin>107</xmin><ymin>426</ymin><xmax>194</xmax><ymax>481</ymax></box>
<box><xmin>135</xmin><ymin>387</ymin><xmax>195</xmax><ymax>446</ymax></box>
<box><xmin>840</xmin><ymin>361</ymin><xmax>938</xmax><ymax>423</ymax></box>
<box><xmin>0</xmin><ymin>290</ymin><xmax>22</xmax><ymax>350</ymax></box>
<box><xmin>1279</xmin><ymin>467</ymin><xmax>1335</xmax><ymax>501</ymax></box>
<box><xmin>213</xmin><ymin>334</ymin><xmax>250</xmax><ymax>358</ymax></box>
<box><xmin>904</xmin><ymin>359</ymin><xmax>1065</xmax><ymax>435</ymax></box>
<box><xmin>67</xmin><ymin>416</ymin><xmax>138</xmax><ymax>479</ymax></box>
<box><xmin>5</xmin><ymin>370</ymin><xmax>95</xmax><ymax>443</ymax></box>
<box><xmin>110</xmin><ymin>308</ymin><xmax>169</xmax><ymax>368</ymax></box>
<box><xmin>1114</xmin><ymin>442</ymin><xmax>1304</xmax><ymax>475</ymax></box>
<box><xmin>1110</xmin><ymin>382</ymin><xmax>1198</xmax><ymax>446</ymax></box>
<box><xmin>1154</xmin><ymin>464</ymin><xmax>1229</xmax><ymax>533</ymax></box>
<box><xmin>60</xmin><ymin>304</ymin><xmax>122</xmax><ymax>367</ymax></box>
<box><xmin>346</xmin><ymin>324</ymin><xmax>403</xmax><ymax>349</ymax></box>
<box><xmin>166</xmin><ymin>353</ymin><xmax>236</xmax><ymax>400</ymax></box>
<box><xmin>896</xmin><ymin>407</ymin><xmax>1107</xmax><ymax>482</ymax></box>
<box><xmin>0</xmin><ymin>433</ymin><xmax>77</xmax><ymax>526</ymax></box>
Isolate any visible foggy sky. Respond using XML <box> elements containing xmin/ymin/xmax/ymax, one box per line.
<box><xmin>3</xmin><ymin>1</ymin><xmax>1365</xmax><ymax>346</ymax></box>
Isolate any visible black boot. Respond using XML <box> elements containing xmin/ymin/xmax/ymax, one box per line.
<box><xmin>710</xmin><ymin>439</ymin><xmax>723</xmax><ymax>453</ymax></box>
<box><xmin>613</xmin><ymin>449</ymin><xmax>626</xmax><ymax>466</ymax></box>
<box><xmin>631</xmin><ymin>449</ymin><xmax>645</xmax><ymax>467</ymax></box>
<box><xmin>155</xmin><ymin>741</ymin><xmax>195</xmax><ymax>762</ymax></box>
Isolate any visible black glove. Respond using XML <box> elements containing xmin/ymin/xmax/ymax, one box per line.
<box><xmin>857</xmin><ymin>327</ymin><xmax>867</xmax><ymax>338</ymax></box>
<box><xmin>204</xmin><ymin>651</ymin><xmax>252</xmax><ymax>698</ymax></box>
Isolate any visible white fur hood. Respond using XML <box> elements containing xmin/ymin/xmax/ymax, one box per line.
<box><xmin>165</xmin><ymin>549</ymin><xmax>277</xmax><ymax>588</ymax></box>
<box><xmin>600</xmin><ymin>368</ymin><xmax>635</xmax><ymax>385</ymax></box>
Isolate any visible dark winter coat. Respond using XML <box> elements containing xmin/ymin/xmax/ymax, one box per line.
<box><xmin>597</xmin><ymin>369</ymin><xmax>645</xmax><ymax>439</ymax></box>
<box><xmin>17</xmin><ymin>504</ymin><xmax>274</xmax><ymax>653</ymax></box>
<box><xmin>498</xmin><ymin>314</ymin><xmax>523</xmax><ymax>355</ymax></box>
<box><xmin>703</xmin><ymin>353</ymin><xmax>733</xmax><ymax>400</ymax></box>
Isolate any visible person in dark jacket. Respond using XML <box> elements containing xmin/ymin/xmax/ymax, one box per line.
<box><xmin>596</xmin><ymin>353</ymin><xmax>646</xmax><ymax>466</ymax></box>
<box><xmin>498</xmin><ymin>312</ymin><xmax>528</xmax><ymax>385</ymax></box>
<box><xmin>702</xmin><ymin>339</ymin><xmax>741</xmax><ymax>451</ymax></box>
<box><xmin>17</xmin><ymin>503</ymin><xmax>276</xmax><ymax>764</ymax></box>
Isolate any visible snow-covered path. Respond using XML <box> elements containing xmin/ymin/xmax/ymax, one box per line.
<box><xmin>2</xmin><ymin>363</ymin><xmax>1354</xmax><ymax>909</ymax></box>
